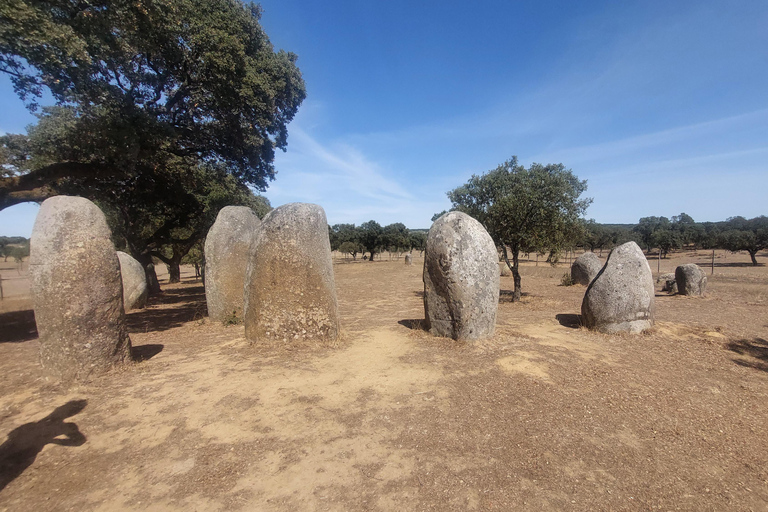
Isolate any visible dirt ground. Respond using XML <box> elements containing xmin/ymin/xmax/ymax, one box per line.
<box><xmin>0</xmin><ymin>250</ymin><xmax>767</xmax><ymax>511</ymax></box>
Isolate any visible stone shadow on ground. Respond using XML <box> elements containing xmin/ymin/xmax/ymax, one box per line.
<box><xmin>131</xmin><ymin>344</ymin><xmax>164</xmax><ymax>361</ymax></box>
<box><xmin>0</xmin><ymin>310</ymin><xmax>38</xmax><ymax>343</ymax></box>
<box><xmin>398</xmin><ymin>319</ymin><xmax>427</xmax><ymax>331</ymax></box>
<box><xmin>126</xmin><ymin>285</ymin><xmax>207</xmax><ymax>333</ymax></box>
<box><xmin>0</xmin><ymin>400</ymin><xmax>87</xmax><ymax>492</ymax></box>
<box><xmin>556</xmin><ymin>314</ymin><xmax>581</xmax><ymax>329</ymax></box>
<box><xmin>726</xmin><ymin>338</ymin><xmax>768</xmax><ymax>372</ymax></box>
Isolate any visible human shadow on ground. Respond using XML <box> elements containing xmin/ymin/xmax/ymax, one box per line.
<box><xmin>0</xmin><ymin>310</ymin><xmax>38</xmax><ymax>343</ymax></box>
<box><xmin>726</xmin><ymin>338</ymin><xmax>768</xmax><ymax>372</ymax></box>
<box><xmin>0</xmin><ymin>400</ymin><xmax>87</xmax><ymax>493</ymax></box>
<box><xmin>126</xmin><ymin>285</ymin><xmax>207</xmax><ymax>333</ymax></box>
<box><xmin>398</xmin><ymin>319</ymin><xmax>427</xmax><ymax>331</ymax></box>
<box><xmin>556</xmin><ymin>314</ymin><xmax>581</xmax><ymax>329</ymax></box>
<box><xmin>131</xmin><ymin>344</ymin><xmax>164</xmax><ymax>361</ymax></box>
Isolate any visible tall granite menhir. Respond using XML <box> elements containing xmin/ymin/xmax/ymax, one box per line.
<box><xmin>423</xmin><ymin>212</ymin><xmax>499</xmax><ymax>341</ymax></box>
<box><xmin>581</xmin><ymin>241</ymin><xmax>655</xmax><ymax>334</ymax></box>
<box><xmin>244</xmin><ymin>203</ymin><xmax>339</xmax><ymax>343</ymax></box>
<box><xmin>30</xmin><ymin>196</ymin><xmax>132</xmax><ymax>380</ymax></box>
<box><xmin>205</xmin><ymin>206</ymin><xmax>262</xmax><ymax>322</ymax></box>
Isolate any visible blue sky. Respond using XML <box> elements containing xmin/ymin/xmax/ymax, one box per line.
<box><xmin>1</xmin><ymin>0</ymin><xmax>767</xmax><ymax>236</ymax></box>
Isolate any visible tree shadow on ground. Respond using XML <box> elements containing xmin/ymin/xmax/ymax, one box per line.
<box><xmin>556</xmin><ymin>314</ymin><xmax>581</xmax><ymax>329</ymax></box>
<box><xmin>126</xmin><ymin>285</ymin><xmax>207</xmax><ymax>333</ymax></box>
<box><xmin>131</xmin><ymin>344</ymin><xmax>164</xmax><ymax>361</ymax></box>
<box><xmin>499</xmin><ymin>290</ymin><xmax>530</xmax><ymax>303</ymax></box>
<box><xmin>0</xmin><ymin>400</ymin><xmax>87</xmax><ymax>493</ymax></box>
<box><xmin>0</xmin><ymin>310</ymin><xmax>38</xmax><ymax>343</ymax></box>
<box><xmin>398</xmin><ymin>319</ymin><xmax>427</xmax><ymax>331</ymax></box>
<box><xmin>726</xmin><ymin>338</ymin><xmax>768</xmax><ymax>372</ymax></box>
<box><xmin>413</xmin><ymin>290</ymin><xmax>425</xmax><ymax>298</ymax></box>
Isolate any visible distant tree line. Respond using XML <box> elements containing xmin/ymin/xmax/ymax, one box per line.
<box><xmin>580</xmin><ymin>214</ymin><xmax>768</xmax><ymax>266</ymax></box>
<box><xmin>0</xmin><ymin>236</ymin><xmax>30</xmax><ymax>266</ymax></box>
<box><xmin>329</xmin><ymin>222</ymin><xmax>427</xmax><ymax>261</ymax></box>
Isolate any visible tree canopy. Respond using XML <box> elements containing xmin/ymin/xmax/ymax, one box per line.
<box><xmin>0</xmin><ymin>0</ymin><xmax>306</xmax><ymax>209</ymax></box>
<box><xmin>447</xmin><ymin>156</ymin><xmax>591</xmax><ymax>301</ymax></box>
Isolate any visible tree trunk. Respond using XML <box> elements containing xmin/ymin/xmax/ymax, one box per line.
<box><xmin>749</xmin><ymin>250</ymin><xmax>758</xmax><ymax>266</ymax></box>
<box><xmin>369</xmin><ymin>251</ymin><xmax>375</xmax><ymax>262</ymax></box>
<box><xmin>168</xmin><ymin>261</ymin><xmax>181</xmax><ymax>283</ymax></box>
<box><xmin>501</xmin><ymin>245</ymin><xmax>522</xmax><ymax>302</ymax></box>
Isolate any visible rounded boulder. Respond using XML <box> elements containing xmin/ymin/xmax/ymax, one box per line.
<box><xmin>675</xmin><ymin>264</ymin><xmax>707</xmax><ymax>296</ymax></box>
<box><xmin>244</xmin><ymin>203</ymin><xmax>339</xmax><ymax>343</ymax></box>
<box><xmin>30</xmin><ymin>196</ymin><xmax>132</xmax><ymax>381</ymax></box>
<box><xmin>571</xmin><ymin>252</ymin><xmax>602</xmax><ymax>286</ymax></box>
<box><xmin>423</xmin><ymin>212</ymin><xmax>499</xmax><ymax>341</ymax></box>
<box><xmin>581</xmin><ymin>241</ymin><xmax>655</xmax><ymax>334</ymax></box>
<box><xmin>117</xmin><ymin>251</ymin><xmax>148</xmax><ymax>310</ymax></box>
<box><xmin>204</xmin><ymin>206</ymin><xmax>262</xmax><ymax>322</ymax></box>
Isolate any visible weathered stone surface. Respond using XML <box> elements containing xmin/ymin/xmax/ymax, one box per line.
<box><xmin>571</xmin><ymin>252</ymin><xmax>602</xmax><ymax>285</ymax></box>
<box><xmin>117</xmin><ymin>251</ymin><xmax>148</xmax><ymax>310</ymax></box>
<box><xmin>423</xmin><ymin>212</ymin><xmax>499</xmax><ymax>340</ymax></box>
<box><xmin>30</xmin><ymin>196</ymin><xmax>131</xmax><ymax>380</ymax></box>
<box><xmin>499</xmin><ymin>262</ymin><xmax>511</xmax><ymax>277</ymax></box>
<box><xmin>581</xmin><ymin>241</ymin><xmax>655</xmax><ymax>334</ymax></box>
<box><xmin>657</xmin><ymin>272</ymin><xmax>677</xmax><ymax>293</ymax></box>
<box><xmin>205</xmin><ymin>206</ymin><xmax>262</xmax><ymax>322</ymax></box>
<box><xmin>244</xmin><ymin>203</ymin><xmax>339</xmax><ymax>343</ymax></box>
<box><xmin>675</xmin><ymin>264</ymin><xmax>707</xmax><ymax>296</ymax></box>
<box><xmin>404</xmin><ymin>253</ymin><xmax>413</xmax><ymax>266</ymax></box>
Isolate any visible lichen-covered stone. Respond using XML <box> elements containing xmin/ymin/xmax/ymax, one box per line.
<box><xmin>205</xmin><ymin>206</ymin><xmax>262</xmax><ymax>322</ymax></box>
<box><xmin>117</xmin><ymin>251</ymin><xmax>148</xmax><ymax>310</ymax></box>
<box><xmin>30</xmin><ymin>196</ymin><xmax>131</xmax><ymax>380</ymax></box>
<box><xmin>581</xmin><ymin>241</ymin><xmax>655</xmax><ymax>334</ymax></box>
<box><xmin>423</xmin><ymin>212</ymin><xmax>499</xmax><ymax>340</ymax></box>
<box><xmin>244</xmin><ymin>203</ymin><xmax>339</xmax><ymax>343</ymax></box>
<box><xmin>571</xmin><ymin>252</ymin><xmax>602</xmax><ymax>285</ymax></box>
<box><xmin>675</xmin><ymin>264</ymin><xmax>707</xmax><ymax>296</ymax></box>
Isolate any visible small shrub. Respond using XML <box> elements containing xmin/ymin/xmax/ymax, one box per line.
<box><xmin>560</xmin><ymin>272</ymin><xmax>575</xmax><ymax>286</ymax></box>
<box><xmin>222</xmin><ymin>310</ymin><xmax>241</xmax><ymax>326</ymax></box>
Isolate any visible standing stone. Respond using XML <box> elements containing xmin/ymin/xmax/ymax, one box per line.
<box><xmin>581</xmin><ymin>241</ymin><xmax>655</xmax><ymax>334</ymax></box>
<box><xmin>244</xmin><ymin>203</ymin><xmax>339</xmax><ymax>343</ymax></box>
<box><xmin>499</xmin><ymin>262</ymin><xmax>511</xmax><ymax>277</ymax></box>
<box><xmin>30</xmin><ymin>196</ymin><xmax>131</xmax><ymax>380</ymax></box>
<box><xmin>675</xmin><ymin>264</ymin><xmax>707</xmax><ymax>296</ymax></box>
<box><xmin>404</xmin><ymin>253</ymin><xmax>413</xmax><ymax>266</ymax></box>
<box><xmin>571</xmin><ymin>252</ymin><xmax>602</xmax><ymax>286</ymax></box>
<box><xmin>117</xmin><ymin>251</ymin><xmax>148</xmax><ymax>310</ymax></box>
<box><xmin>205</xmin><ymin>206</ymin><xmax>262</xmax><ymax>322</ymax></box>
<box><xmin>423</xmin><ymin>212</ymin><xmax>499</xmax><ymax>341</ymax></box>
<box><xmin>657</xmin><ymin>272</ymin><xmax>677</xmax><ymax>294</ymax></box>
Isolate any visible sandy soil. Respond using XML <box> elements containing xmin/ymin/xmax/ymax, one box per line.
<box><xmin>0</xmin><ymin>250</ymin><xmax>767</xmax><ymax>511</ymax></box>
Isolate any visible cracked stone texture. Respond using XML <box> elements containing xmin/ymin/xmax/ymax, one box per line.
<box><xmin>117</xmin><ymin>251</ymin><xmax>148</xmax><ymax>310</ymax></box>
<box><xmin>423</xmin><ymin>211</ymin><xmax>499</xmax><ymax>341</ymax></box>
<box><xmin>204</xmin><ymin>206</ymin><xmax>262</xmax><ymax>322</ymax></box>
<box><xmin>581</xmin><ymin>241</ymin><xmax>655</xmax><ymax>334</ymax></box>
<box><xmin>244</xmin><ymin>203</ymin><xmax>339</xmax><ymax>343</ymax></box>
<box><xmin>30</xmin><ymin>196</ymin><xmax>131</xmax><ymax>381</ymax></box>
<box><xmin>675</xmin><ymin>263</ymin><xmax>707</xmax><ymax>296</ymax></box>
<box><xmin>571</xmin><ymin>252</ymin><xmax>602</xmax><ymax>286</ymax></box>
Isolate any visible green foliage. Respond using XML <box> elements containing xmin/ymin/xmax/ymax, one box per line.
<box><xmin>718</xmin><ymin>216</ymin><xmax>768</xmax><ymax>265</ymax></box>
<box><xmin>358</xmin><ymin>220</ymin><xmax>383</xmax><ymax>261</ymax></box>
<box><xmin>447</xmin><ymin>156</ymin><xmax>591</xmax><ymax>301</ymax></box>
<box><xmin>0</xmin><ymin>0</ymin><xmax>306</xmax><ymax>209</ymax></box>
<box><xmin>560</xmin><ymin>272</ymin><xmax>575</xmax><ymax>286</ymax></box>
